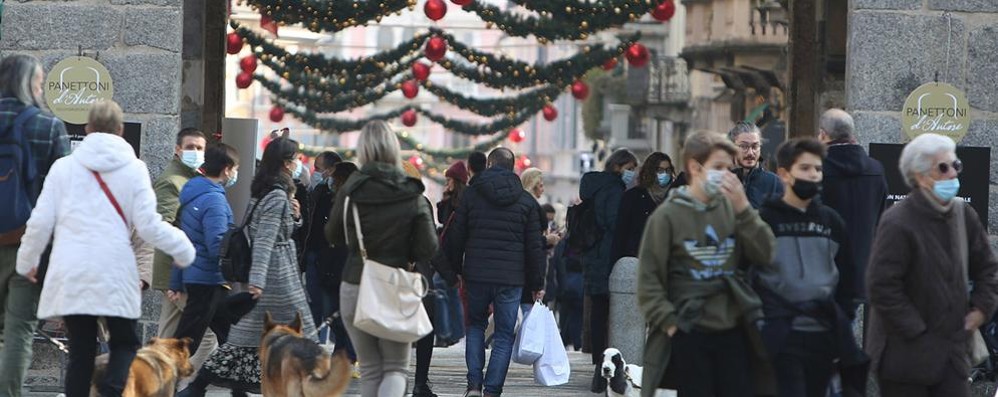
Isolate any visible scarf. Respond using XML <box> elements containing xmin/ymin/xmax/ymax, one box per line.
<box><xmin>648</xmin><ymin>184</ymin><xmax>669</xmax><ymax>205</ymax></box>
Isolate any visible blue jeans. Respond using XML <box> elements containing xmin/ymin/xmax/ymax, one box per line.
<box><xmin>465</xmin><ymin>281</ymin><xmax>522</xmax><ymax>395</ymax></box>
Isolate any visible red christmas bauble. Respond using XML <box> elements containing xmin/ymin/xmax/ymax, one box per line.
<box><xmin>401</xmin><ymin>80</ymin><xmax>419</xmax><ymax>99</ymax></box>
<box><xmin>516</xmin><ymin>155</ymin><xmax>532</xmax><ymax>170</ymax></box>
<box><xmin>571</xmin><ymin>81</ymin><xmax>590</xmax><ymax>100</ymax></box>
<box><xmin>269</xmin><ymin>107</ymin><xmax>284</xmax><ymax>123</ymax></box>
<box><xmin>603</xmin><ymin>58</ymin><xmax>618</xmax><ymax>71</ymax></box>
<box><xmin>542</xmin><ymin>105</ymin><xmax>558</xmax><ymax>121</ymax></box>
<box><xmin>239</xmin><ymin>55</ymin><xmax>257</xmax><ymax>73</ymax></box>
<box><xmin>626</xmin><ymin>43</ymin><xmax>650</xmax><ymax>68</ymax></box>
<box><xmin>401</xmin><ymin>110</ymin><xmax>418</xmax><ymax>127</ymax></box>
<box><xmin>451</xmin><ymin>0</ymin><xmax>472</xmax><ymax>5</ymax></box>
<box><xmin>508</xmin><ymin>128</ymin><xmax>526</xmax><ymax>143</ymax></box>
<box><xmin>235</xmin><ymin>72</ymin><xmax>253</xmax><ymax>89</ymax></box>
<box><xmin>226</xmin><ymin>32</ymin><xmax>243</xmax><ymax>55</ymax></box>
<box><xmin>412</xmin><ymin>62</ymin><xmax>431</xmax><ymax>81</ymax></box>
<box><xmin>408</xmin><ymin>155</ymin><xmax>425</xmax><ymax>169</ymax></box>
<box><xmin>425</xmin><ymin>37</ymin><xmax>447</xmax><ymax>62</ymax></box>
<box><xmin>651</xmin><ymin>1</ymin><xmax>677</xmax><ymax>22</ymax></box>
<box><xmin>424</xmin><ymin>0</ymin><xmax>447</xmax><ymax>21</ymax></box>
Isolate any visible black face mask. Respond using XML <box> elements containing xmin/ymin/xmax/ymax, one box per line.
<box><xmin>791</xmin><ymin>179</ymin><xmax>822</xmax><ymax>200</ymax></box>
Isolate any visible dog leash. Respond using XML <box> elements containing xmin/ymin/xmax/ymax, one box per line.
<box><xmin>306</xmin><ymin>311</ymin><xmax>339</xmax><ymax>339</ymax></box>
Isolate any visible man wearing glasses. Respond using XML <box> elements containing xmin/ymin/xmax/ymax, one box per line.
<box><xmin>728</xmin><ymin>122</ymin><xmax>784</xmax><ymax>209</ymax></box>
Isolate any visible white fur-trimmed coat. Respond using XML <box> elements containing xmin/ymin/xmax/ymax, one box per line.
<box><xmin>17</xmin><ymin>133</ymin><xmax>195</xmax><ymax>320</ymax></box>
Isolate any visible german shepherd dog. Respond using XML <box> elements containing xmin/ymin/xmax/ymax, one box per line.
<box><xmin>261</xmin><ymin>312</ymin><xmax>351</xmax><ymax>397</ymax></box>
<box><xmin>90</xmin><ymin>337</ymin><xmax>194</xmax><ymax>397</ymax></box>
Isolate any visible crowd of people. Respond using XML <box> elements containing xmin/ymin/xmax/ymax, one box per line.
<box><xmin>0</xmin><ymin>51</ymin><xmax>996</xmax><ymax>397</ymax></box>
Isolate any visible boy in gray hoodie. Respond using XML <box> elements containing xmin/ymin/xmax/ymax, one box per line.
<box><xmin>756</xmin><ymin>138</ymin><xmax>861</xmax><ymax>397</ymax></box>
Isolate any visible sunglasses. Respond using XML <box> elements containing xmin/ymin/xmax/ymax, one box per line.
<box><xmin>937</xmin><ymin>159</ymin><xmax>963</xmax><ymax>174</ymax></box>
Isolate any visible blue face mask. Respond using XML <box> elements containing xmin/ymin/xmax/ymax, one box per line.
<box><xmin>225</xmin><ymin>170</ymin><xmax>238</xmax><ymax>188</ymax></box>
<box><xmin>180</xmin><ymin>150</ymin><xmax>204</xmax><ymax>170</ymax></box>
<box><xmin>657</xmin><ymin>172</ymin><xmax>672</xmax><ymax>187</ymax></box>
<box><xmin>622</xmin><ymin>169</ymin><xmax>636</xmax><ymax>185</ymax></box>
<box><xmin>932</xmin><ymin>178</ymin><xmax>960</xmax><ymax>202</ymax></box>
<box><xmin>292</xmin><ymin>160</ymin><xmax>303</xmax><ymax>179</ymax></box>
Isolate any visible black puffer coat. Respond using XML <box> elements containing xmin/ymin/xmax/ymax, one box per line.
<box><xmin>445</xmin><ymin>167</ymin><xmax>545</xmax><ymax>291</ymax></box>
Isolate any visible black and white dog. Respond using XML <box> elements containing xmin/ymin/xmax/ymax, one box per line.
<box><xmin>601</xmin><ymin>348</ymin><xmax>676</xmax><ymax>397</ymax></box>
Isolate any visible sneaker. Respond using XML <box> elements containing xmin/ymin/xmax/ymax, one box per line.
<box><xmin>464</xmin><ymin>386</ymin><xmax>483</xmax><ymax>397</ymax></box>
<box><xmin>352</xmin><ymin>361</ymin><xmax>361</xmax><ymax>379</ymax></box>
<box><xmin>590</xmin><ymin>364</ymin><xmax>607</xmax><ymax>393</ymax></box>
<box><xmin>412</xmin><ymin>383</ymin><xmax>439</xmax><ymax>397</ymax></box>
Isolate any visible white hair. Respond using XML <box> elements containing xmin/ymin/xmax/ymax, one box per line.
<box><xmin>899</xmin><ymin>133</ymin><xmax>956</xmax><ymax>188</ymax></box>
<box><xmin>357</xmin><ymin>120</ymin><xmax>401</xmax><ymax>167</ymax></box>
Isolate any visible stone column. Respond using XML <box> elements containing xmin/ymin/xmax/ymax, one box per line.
<box><xmin>1</xmin><ymin>0</ymin><xmax>186</xmax><ymax>388</ymax></box>
<box><xmin>608</xmin><ymin>256</ymin><xmax>645</xmax><ymax>365</ymax></box>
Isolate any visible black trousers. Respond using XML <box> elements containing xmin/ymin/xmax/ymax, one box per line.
<box><xmin>773</xmin><ymin>330</ymin><xmax>835</xmax><ymax>397</ymax></box>
<box><xmin>670</xmin><ymin>328</ymin><xmax>752</xmax><ymax>397</ymax></box>
<box><xmin>414</xmin><ymin>296</ymin><xmax>436</xmax><ymax>386</ymax></box>
<box><xmin>64</xmin><ymin>316</ymin><xmax>140</xmax><ymax>397</ymax></box>
<box><xmin>589</xmin><ymin>294</ymin><xmax>609</xmax><ymax>365</ymax></box>
<box><xmin>175</xmin><ymin>284</ymin><xmax>231</xmax><ymax>355</ymax></box>
<box><xmin>878</xmin><ymin>362</ymin><xmax>970</xmax><ymax>397</ymax></box>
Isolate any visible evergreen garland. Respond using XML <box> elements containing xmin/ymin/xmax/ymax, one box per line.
<box><xmin>422</xmin><ymin>83</ymin><xmax>562</xmax><ymax>117</ymax></box>
<box><xmin>244</xmin><ymin>0</ymin><xmax>413</xmax><ymax>34</ymax></box>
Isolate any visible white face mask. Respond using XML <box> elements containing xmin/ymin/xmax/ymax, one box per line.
<box><xmin>180</xmin><ymin>150</ymin><xmax>204</xmax><ymax>170</ymax></box>
<box><xmin>704</xmin><ymin>169</ymin><xmax>726</xmax><ymax>196</ymax></box>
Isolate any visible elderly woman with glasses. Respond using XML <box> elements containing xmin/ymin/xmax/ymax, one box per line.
<box><xmin>866</xmin><ymin>133</ymin><xmax>998</xmax><ymax>397</ymax></box>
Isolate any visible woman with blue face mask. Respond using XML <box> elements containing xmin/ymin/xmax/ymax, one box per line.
<box><xmin>866</xmin><ymin>133</ymin><xmax>998</xmax><ymax>397</ymax></box>
<box><xmin>612</xmin><ymin>152</ymin><xmax>674</xmax><ymax>263</ymax></box>
<box><xmin>577</xmin><ymin>148</ymin><xmax>638</xmax><ymax>393</ymax></box>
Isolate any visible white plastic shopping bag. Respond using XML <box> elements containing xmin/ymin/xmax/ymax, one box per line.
<box><xmin>532</xmin><ymin>305</ymin><xmax>571</xmax><ymax>386</ymax></box>
<box><xmin>513</xmin><ymin>302</ymin><xmax>546</xmax><ymax>365</ymax></box>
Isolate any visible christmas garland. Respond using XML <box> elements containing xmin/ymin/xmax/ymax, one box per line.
<box><xmin>396</xmin><ymin>129</ymin><xmax>509</xmax><ymax>159</ymax></box>
<box><xmin>242</xmin><ymin>0</ymin><xmax>652</xmax><ymax>42</ymax></box>
<box><xmin>236</xmin><ymin>22</ymin><xmax>639</xmax><ymax>91</ymax></box>
<box><xmin>276</xmin><ymin>98</ymin><xmax>535</xmax><ymax>136</ymax></box>
<box><xmin>244</xmin><ymin>0</ymin><xmax>413</xmax><ymax>34</ymax></box>
<box><xmin>421</xmin><ymin>83</ymin><xmax>562</xmax><ymax>117</ymax></box>
<box><xmin>255</xmin><ymin>74</ymin><xmax>402</xmax><ymax>114</ymax></box>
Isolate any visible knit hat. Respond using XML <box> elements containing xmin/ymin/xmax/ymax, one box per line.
<box><xmin>445</xmin><ymin>161</ymin><xmax>469</xmax><ymax>184</ymax></box>
<box><xmin>402</xmin><ymin>161</ymin><xmax>421</xmax><ymax>178</ymax></box>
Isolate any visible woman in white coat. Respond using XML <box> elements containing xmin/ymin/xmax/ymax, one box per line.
<box><xmin>16</xmin><ymin>100</ymin><xmax>195</xmax><ymax>397</ymax></box>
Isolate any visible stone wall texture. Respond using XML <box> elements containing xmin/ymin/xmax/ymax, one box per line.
<box><xmin>1</xmin><ymin>0</ymin><xmax>183</xmax><ymax>387</ymax></box>
<box><xmin>847</xmin><ymin>2</ymin><xmax>998</xmax><ymax>232</ymax></box>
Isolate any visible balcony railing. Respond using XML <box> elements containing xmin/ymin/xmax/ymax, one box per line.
<box><xmin>625</xmin><ymin>56</ymin><xmax>691</xmax><ymax>106</ymax></box>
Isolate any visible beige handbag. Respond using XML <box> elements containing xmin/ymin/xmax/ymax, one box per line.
<box><xmin>955</xmin><ymin>199</ymin><xmax>990</xmax><ymax>366</ymax></box>
<box><xmin>344</xmin><ymin>196</ymin><xmax>433</xmax><ymax>343</ymax></box>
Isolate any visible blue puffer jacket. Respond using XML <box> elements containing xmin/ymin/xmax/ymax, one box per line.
<box><xmin>579</xmin><ymin>171</ymin><xmax>626</xmax><ymax>296</ymax></box>
<box><xmin>169</xmin><ymin>176</ymin><xmax>233</xmax><ymax>290</ymax></box>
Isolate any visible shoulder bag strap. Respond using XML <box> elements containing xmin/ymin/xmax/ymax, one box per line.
<box><xmin>343</xmin><ymin>196</ymin><xmax>369</xmax><ymax>260</ymax></box>
<box><xmin>92</xmin><ymin>171</ymin><xmax>127</xmax><ymax>227</ymax></box>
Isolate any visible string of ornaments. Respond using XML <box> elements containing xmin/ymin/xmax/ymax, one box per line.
<box><xmin>228</xmin><ymin>0</ymin><xmax>674</xmax><ymax>158</ymax></box>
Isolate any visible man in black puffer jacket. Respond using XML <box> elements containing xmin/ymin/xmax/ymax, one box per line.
<box><xmin>446</xmin><ymin>148</ymin><xmax>545</xmax><ymax>397</ymax></box>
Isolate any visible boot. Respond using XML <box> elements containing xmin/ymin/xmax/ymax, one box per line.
<box><xmin>590</xmin><ymin>364</ymin><xmax>607</xmax><ymax>393</ymax></box>
<box><xmin>412</xmin><ymin>383</ymin><xmax>439</xmax><ymax>397</ymax></box>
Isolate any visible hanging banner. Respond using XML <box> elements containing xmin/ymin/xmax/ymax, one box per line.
<box><xmin>901</xmin><ymin>82</ymin><xmax>970</xmax><ymax>143</ymax></box>
<box><xmin>43</xmin><ymin>56</ymin><xmax>115</xmax><ymax>125</ymax></box>
<box><xmin>869</xmin><ymin>143</ymin><xmax>990</xmax><ymax>231</ymax></box>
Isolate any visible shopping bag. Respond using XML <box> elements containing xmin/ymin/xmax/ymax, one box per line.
<box><xmin>513</xmin><ymin>302</ymin><xmax>547</xmax><ymax>365</ymax></box>
<box><xmin>533</xmin><ymin>306</ymin><xmax>571</xmax><ymax>386</ymax></box>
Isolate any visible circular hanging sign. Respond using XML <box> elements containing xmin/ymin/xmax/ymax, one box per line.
<box><xmin>43</xmin><ymin>57</ymin><xmax>114</xmax><ymax>125</ymax></box>
<box><xmin>901</xmin><ymin>82</ymin><xmax>970</xmax><ymax>143</ymax></box>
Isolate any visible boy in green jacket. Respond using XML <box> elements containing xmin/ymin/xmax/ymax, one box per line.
<box><xmin>637</xmin><ymin>131</ymin><xmax>777</xmax><ymax>397</ymax></box>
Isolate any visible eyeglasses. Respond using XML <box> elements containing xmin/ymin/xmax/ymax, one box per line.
<box><xmin>737</xmin><ymin>143</ymin><xmax>761</xmax><ymax>152</ymax></box>
<box><xmin>938</xmin><ymin>160</ymin><xmax>963</xmax><ymax>174</ymax></box>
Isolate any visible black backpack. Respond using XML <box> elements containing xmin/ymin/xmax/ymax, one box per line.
<box><xmin>565</xmin><ymin>199</ymin><xmax>601</xmax><ymax>253</ymax></box>
<box><xmin>219</xmin><ymin>192</ymin><xmax>271</xmax><ymax>283</ymax></box>
<box><xmin>0</xmin><ymin>106</ymin><xmax>42</xmax><ymax>236</ymax></box>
